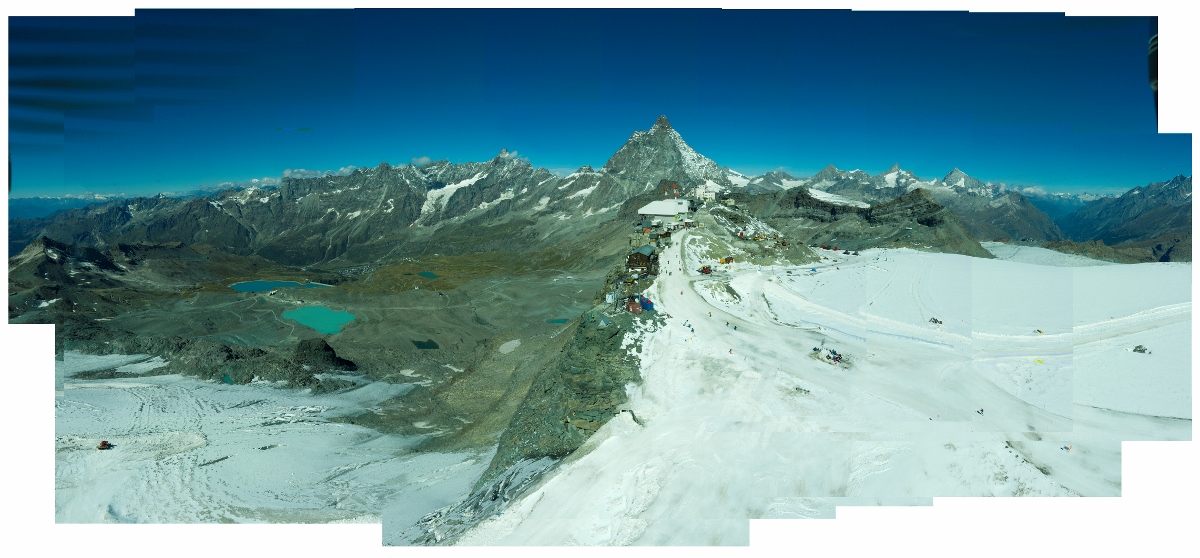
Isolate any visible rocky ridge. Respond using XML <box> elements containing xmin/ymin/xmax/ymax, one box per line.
<box><xmin>732</xmin><ymin>187</ymin><xmax>995</xmax><ymax>259</ymax></box>
<box><xmin>1057</xmin><ymin>175</ymin><xmax>1192</xmax><ymax>245</ymax></box>
<box><xmin>789</xmin><ymin>165</ymin><xmax>1066</xmax><ymax>242</ymax></box>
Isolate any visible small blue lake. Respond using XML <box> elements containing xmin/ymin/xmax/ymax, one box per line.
<box><xmin>282</xmin><ymin>306</ymin><xmax>356</xmax><ymax>335</ymax></box>
<box><xmin>418</xmin><ymin>271</ymin><xmax>438</xmax><ymax>279</ymax></box>
<box><xmin>230</xmin><ymin>280</ymin><xmax>331</xmax><ymax>293</ymax></box>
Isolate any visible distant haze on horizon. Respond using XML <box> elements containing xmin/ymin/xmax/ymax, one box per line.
<box><xmin>8</xmin><ymin>7</ymin><xmax>1192</xmax><ymax>200</ymax></box>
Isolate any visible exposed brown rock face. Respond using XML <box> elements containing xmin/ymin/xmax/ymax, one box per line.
<box><xmin>733</xmin><ymin>188</ymin><xmax>994</xmax><ymax>258</ymax></box>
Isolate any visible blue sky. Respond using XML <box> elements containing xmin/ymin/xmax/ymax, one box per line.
<box><xmin>7</xmin><ymin>8</ymin><xmax>1192</xmax><ymax>198</ymax></box>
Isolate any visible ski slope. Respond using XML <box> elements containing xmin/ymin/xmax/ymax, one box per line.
<box><xmin>455</xmin><ymin>234</ymin><xmax>1191</xmax><ymax>545</ymax></box>
<box><xmin>55</xmin><ymin>354</ymin><xmax>491</xmax><ymax>523</ymax></box>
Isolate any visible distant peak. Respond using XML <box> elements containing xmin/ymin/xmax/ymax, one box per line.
<box><xmin>943</xmin><ymin>167</ymin><xmax>969</xmax><ymax>181</ymax></box>
<box><xmin>885</xmin><ymin>163</ymin><xmax>902</xmax><ymax>173</ymax></box>
<box><xmin>492</xmin><ymin>148</ymin><xmax>520</xmax><ymax>164</ymax></box>
<box><xmin>653</xmin><ymin>115</ymin><xmax>672</xmax><ymax>130</ymax></box>
<box><xmin>576</xmin><ymin>165</ymin><xmax>594</xmax><ymax>174</ymax></box>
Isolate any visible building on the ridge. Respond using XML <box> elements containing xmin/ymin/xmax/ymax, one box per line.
<box><xmin>637</xmin><ymin>198</ymin><xmax>690</xmax><ymax>223</ymax></box>
<box><xmin>626</xmin><ymin>244</ymin><xmax>658</xmax><ymax>275</ymax></box>
<box><xmin>694</xmin><ymin>181</ymin><xmax>722</xmax><ymax>202</ymax></box>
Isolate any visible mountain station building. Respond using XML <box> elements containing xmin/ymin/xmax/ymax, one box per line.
<box><xmin>637</xmin><ymin>199</ymin><xmax>691</xmax><ymax>223</ymax></box>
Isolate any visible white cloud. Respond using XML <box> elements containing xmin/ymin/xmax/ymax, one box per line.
<box><xmin>411</xmin><ymin>156</ymin><xmax>431</xmax><ymax>166</ymax></box>
<box><xmin>282</xmin><ymin>166</ymin><xmax>356</xmax><ymax>179</ymax></box>
<box><xmin>283</xmin><ymin>168</ymin><xmax>321</xmax><ymax>178</ymax></box>
<box><xmin>283</xmin><ymin>168</ymin><xmax>325</xmax><ymax>179</ymax></box>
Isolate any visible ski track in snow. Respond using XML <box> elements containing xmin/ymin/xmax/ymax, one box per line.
<box><xmin>456</xmin><ymin>235</ymin><xmax>1191</xmax><ymax>545</ymax></box>
<box><xmin>55</xmin><ymin>359</ymin><xmax>490</xmax><ymax>524</ymax></box>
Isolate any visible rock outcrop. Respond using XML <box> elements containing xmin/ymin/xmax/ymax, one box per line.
<box><xmin>734</xmin><ymin>187</ymin><xmax>994</xmax><ymax>258</ymax></box>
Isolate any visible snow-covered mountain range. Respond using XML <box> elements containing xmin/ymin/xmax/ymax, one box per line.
<box><xmin>9</xmin><ymin>116</ymin><xmax>1190</xmax><ymax>262</ymax></box>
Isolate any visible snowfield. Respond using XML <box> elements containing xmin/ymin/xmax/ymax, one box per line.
<box><xmin>421</xmin><ymin>171</ymin><xmax>488</xmax><ymax>215</ymax></box>
<box><xmin>55</xmin><ymin>353</ymin><xmax>491</xmax><ymax>523</ymax></box>
<box><xmin>454</xmin><ymin>233</ymin><xmax>1191</xmax><ymax>545</ymax></box>
<box><xmin>807</xmin><ymin>188</ymin><xmax>871</xmax><ymax>207</ymax></box>
<box><xmin>28</xmin><ymin>230</ymin><xmax>1196</xmax><ymax>547</ymax></box>
<box><xmin>981</xmin><ymin>242</ymin><xmax>1116</xmax><ymax>267</ymax></box>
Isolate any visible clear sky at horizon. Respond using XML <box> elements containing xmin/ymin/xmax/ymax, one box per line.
<box><xmin>7</xmin><ymin>8</ymin><xmax>1193</xmax><ymax>199</ymax></box>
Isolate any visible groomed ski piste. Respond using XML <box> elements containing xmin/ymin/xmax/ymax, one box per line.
<box><xmin>449</xmin><ymin>232</ymin><xmax>1191</xmax><ymax>545</ymax></box>
<box><xmin>54</xmin><ymin>355</ymin><xmax>492</xmax><ymax>524</ymax></box>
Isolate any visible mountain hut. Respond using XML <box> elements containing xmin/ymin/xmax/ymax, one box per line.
<box><xmin>625</xmin><ymin>244</ymin><xmax>658</xmax><ymax>275</ymax></box>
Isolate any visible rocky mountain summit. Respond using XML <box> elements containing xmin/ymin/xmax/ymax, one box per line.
<box><xmin>601</xmin><ymin>115</ymin><xmax>743</xmax><ymax>190</ymax></box>
<box><xmin>742</xmin><ymin>170</ymin><xmax>805</xmax><ymax>193</ymax></box>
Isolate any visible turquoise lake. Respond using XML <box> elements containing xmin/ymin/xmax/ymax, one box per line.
<box><xmin>282</xmin><ymin>306</ymin><xmax>356</xmax><ymax>335</ymax></box>
<box><xmin>230</xmin><ymin>280</ymin><xmax>330</xmax><ymax>293</ymax></box>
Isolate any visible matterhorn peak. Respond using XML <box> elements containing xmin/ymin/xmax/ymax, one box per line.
<box><xmin>601</xmin><ymin>115</ymin><xmax>722</xmax><ymax>188</ymax></box>
<box><xmin>492</xmin><ymin>148</ymin><xmax>519</xmax><ymax>164</ymax></box>
<box><xmin>885</xmin><ymin>163</ymin><xmax>902</xmax><ymax>173</ymax></box>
